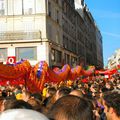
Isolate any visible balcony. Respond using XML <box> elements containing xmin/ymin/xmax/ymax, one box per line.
<box><xmin>0</xmin><ymin>31</ymin><xmax>41</xmax><ymax>42</ymax></box>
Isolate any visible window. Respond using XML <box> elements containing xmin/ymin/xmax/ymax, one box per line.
<box><xmin>64</xmin><ymin>53</ymin><xmax>70</xmax><ymax>64</ymax></box>
<box><xmin>56</xmin><ymin>10</ymin><xmax>59</xmax><ymax>23</ymax></box>
<box><xmin>67</xmin><ymin>54</ymin><xmax>70</xmax><ymax>64</ymax></box>
<box><xmin>0</xmin><ymin>0</ymin><xmax>5</xmax><ymax>15</ymax></box>
<box><xmin>8</xmin><ymin>0</ymin><xmax>14</xmax><ymax>15</ymax></box>
<box><xmin>71</xmin><ymin>57</ymin><xmax>76</xmax><ymax>65</ymax></box>
<box><xmin>14</xmin><ymin>0</ymin><xmax>22</xmax><ymax>15</ymax></box>
<box><xmin>81</xmin><ymin>0</ymin><xmax>84</xmax><ymax>6</ymax></box>
<box><xmin>63</xmin><ymin>2</ymin><xmax>67</xmax><ymax>13</ymax></box>
<box><xmin>48</xmin><ymin>1</ymin><xmax>51</xmax><ymax>17</ymax></box>
<box><xmin>16</xmin><ymin>47</ymin><xmax>37</xmax><ymax>61</ymax></box>
<box><xmin>51</xmin><ymin>49</ymin><xmax>62</xmax><ymax>63</ymax></box>
<box><xmin>118</xmin><ymin>58</ymin><xmax>120</xmax><ymax>64</ymax></box>
<box><xmin>55</xmin><ymin>31</ymin><xmax>60</xmax><ymax>44</ymax></box>
<box><xmin>0</xmin><ymin>48</ymin><xmax>7</xmax><ymax>62</ymax></box>
<box><xmin>23</xmin><ymin>0</ymin><xmax>35</xmax><ymax>15</ymax></box>
<box><xmin>56</xmin><ymin>50</ymin><xmax>62</xmax><ymax>63</ymax></box>
<box><xmin>64</xmin><ymin>53</ymin><xmax>67</xmax><ymax>64</ymax></box>
<box><xmin>64</xmin><ymin>37</ymin><xmax>68</xmax><ymax>49</ymax></box>
<box><xmin>51</xmin><ymin>49</ymin><xmax>55</xmax><ymax>61</ymax></box>
<box><xmin>47</xmin><ymin>23</ymin><xmax>52</xmax><ymax>40</ymax></box>
<box><xmin>0</xmin><ymin>0</ymin><xmax>40</xmax><ymax>15</ymax></box>
<box><xmin>36</xmin><ymin>0</ymin><xmax>42</xmax><ymax>13</ymax></box>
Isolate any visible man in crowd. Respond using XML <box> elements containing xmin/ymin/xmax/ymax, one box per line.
<box><xmin>102</xmin><ymin>90</ymin><xmax>120</xmax><ymax>120</ymax></box>
<box><xmin>48</xmin><ymin>95</ymin><xmax>94</xmax><ymax>120</ymax></box>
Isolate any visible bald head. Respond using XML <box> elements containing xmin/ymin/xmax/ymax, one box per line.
<box><xmin>70</xmin><ymin>90</ymin><xmax>83</xmax><ymax>97</ymax></box>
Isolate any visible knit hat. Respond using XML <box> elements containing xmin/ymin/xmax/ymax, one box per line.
<box><xmin>0</xmin><ymin>109</ymin><xmax>49</xmax><ymax>120</ymax></box>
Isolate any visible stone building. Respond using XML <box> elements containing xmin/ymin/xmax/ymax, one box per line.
<box><xmin>0</xmin><ymin>0</ymin><xmax>103</xmax><ymax>68</ymax></box>
<box><xmin>108</xmin><ymin>49</ymin><xmax>120</xmax><ymax>69</ymax></box>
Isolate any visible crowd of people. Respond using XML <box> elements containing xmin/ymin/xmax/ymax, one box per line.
<box><xmin>0</xmin><ymin>73</ymin><xmax>120</xmax><ymax>120</ymax></box>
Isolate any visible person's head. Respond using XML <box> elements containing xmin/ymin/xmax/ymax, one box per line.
<box><xmin>22</xmin><ymin>91</ymin><xmax>31</xmax><ymax>102</ymax></box>
<box><xmin>14</xmin><ymin>86</ymin><xmax>22</xmax><ymax>95</ymax></box>
<box><xmin>0</xmin><ymin>109</ymin><xmax>49</xmax><ymax>120</ymax></box>
<box><xmin>55</xmin><ymin>86</ymin><xmax>71</xmax><ymax>101</ymax></box>
<box><xmin>46</xmin><ymin>87</ymin><xmax>56</xmax><ymax>98</ymax></box>
<box><xmin>105</xmin><ymin>82</ymin><xmax>114</xmax><ymax>90</ymax></box>
<box><xmin>3</xmin><ymin>99</ymin><xmax>32</xmax><ymax>111</ymax></box>
<box><xmin>69</xmin><ymin>89</ymin><xmax>83</xmax><ymax>97</ymax></box>
<box><xmin>27</xmin><ymin>98</ymin><xmax>41</xmax><ymax>112</ymax></box>
<box><xmin>48</xmin><ymin>95</ymin><xmax>94</xmax><ymax>120</ymax></box>
<box><xmin>31</xmin><ymin>93</ymin><xmax>42</xmax><ymax>101</ymax></box>
<box><xmin>102</xmin><ymin>90</ymin><xmax>120</xmax><ymax>120</ymax></box>
<box><xmin>1</xmin><ymin>90</ymin><xmax>7</xmax><ymax>98</ymax></box>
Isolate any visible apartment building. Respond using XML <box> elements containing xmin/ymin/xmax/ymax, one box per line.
<box><xmin>108</xmin><ymin>49</ymin><xmax>120</xmax><ymax>69</ymax></box>
<box><xmin>0</xmin><ymin>0</ymin><xmax>103</xmax><ymax>68</ymax></box>
<box><xmin>96</xmin><ymin>26</ymin><xmax>103</xmax><ymax>69</ymax></box>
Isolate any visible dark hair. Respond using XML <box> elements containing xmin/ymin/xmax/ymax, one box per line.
<box><xmin>27</xmin><ymin>98</ymin><xmax>42</xmax><ymax>112</ymax></box>
<box><xmin>47</xmin><ymin>95</ymin><xmax>94</xmax><ymax>120</ymax></box>
<box><xmin>103</xmin><ymin>90</ymin><xmax>120</xmax><ymax>117</ymax></box>
<box><xmin>2</xmin><ymin>90</ymin><xmax>7</xmax><ymax>98</ymax></box>
<box><xmin>57</xmin><ymin>86</ymin><xmax>71</xmax><ymax>97</ymax></box>
<box><xmin>47</xmin><ymin>87</ymin><xmax>56</xmax><ymax>96</ymax></box>
<box><xmin>101</xmin><ymin>87</ymin><xmax>108</xmax><ymax>93</ymax></box>
<box><xmin>4</xmin><ymin>99</ymin><xmax>33</xmax><ymax>111</ymax></box>
<box><xmin>31</xmin><ymin>93</ymin><xmax>42</xmax><ymax>101</ymax></box>
<box><xmin>43</xmin><ymin>87</ymin><xmax>56</xmax><ymax>107</ymax></box>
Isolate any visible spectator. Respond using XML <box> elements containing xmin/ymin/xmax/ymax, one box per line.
<box><xmin>22</xmin><ymin>90</ymin><xmax>31</xmax><ymax>102</ymax></box>
<box><xmin>55</xmin><ymin>86</ymin><xmax>71</xmax><ymax>101</ymax></box>
<box><xmin>48</xmin><ymin>95</ymin><xmax>94</xmax><ymax>120</ymax></box>
<box><xmin>3</xmin><ymin>99</ymin><xmax>33</xmax><ymax>111</ymax></box>
<box><xmin>43</xmin><ymin>87</ymin><xmax>56</xmax><ymax>107</ymax></box>
<box><xmin>27</xmin><ymin>98</ymin><xmax>42</xmax><ymax>112</ymax></box>
<box><xmin>69</xmin><ymin>89</ymin><xmax>83</xmax><ymax>97</ymax></box>
<box><xmin>102</xmin><ymin>90</ymin><xmax>120</xmax><ymax>120</ymax></box>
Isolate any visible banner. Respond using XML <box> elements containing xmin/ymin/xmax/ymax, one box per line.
<box><xmin>7</xmin><ymin>56</ymin><xmax>16</xmax><ymax>64</ymax></box>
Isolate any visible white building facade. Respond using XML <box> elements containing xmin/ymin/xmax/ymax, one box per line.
<box><xmin>0</xmin><ymin>0</ymin><xmax>103</xmax><ymax>68</ymax></box>
<box><xmin>108</xmin><ymin>49</ymin><xmax>120</xmax><ymax>69</ymax></box>
<box><xmin>0</xmin><ymin>0</ymin><xmax>62</xmax><ymax>66</ymax></box>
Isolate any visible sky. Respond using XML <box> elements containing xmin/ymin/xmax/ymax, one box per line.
<box><xmin>84</xmin><ymin>0</ymin><xmax>120</xmax><ymax>66</ymax></box>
